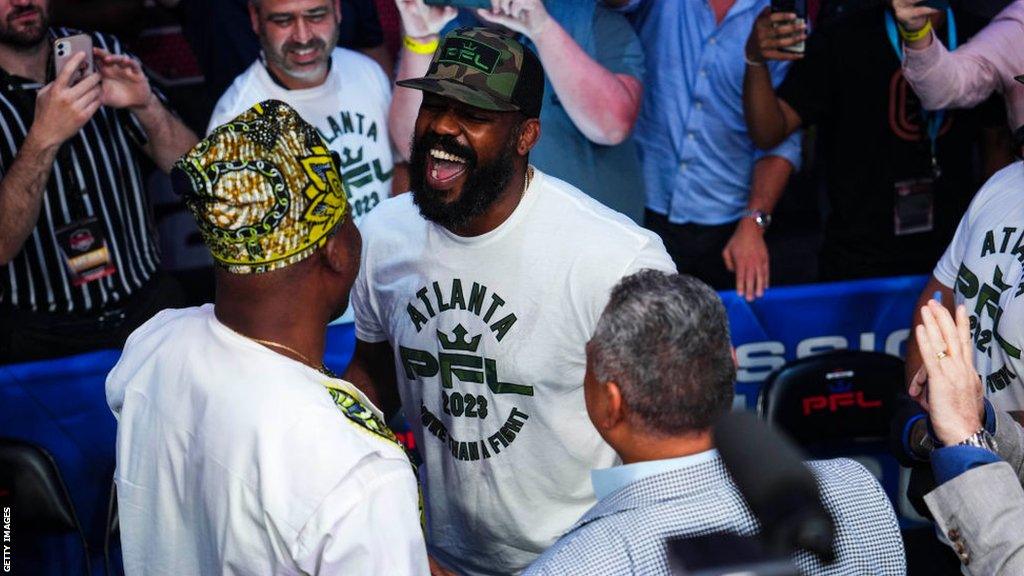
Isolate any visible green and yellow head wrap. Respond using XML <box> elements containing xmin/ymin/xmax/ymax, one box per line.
<box><xmin>172</xmin><ymin>100</ymin><xmax>348</xmax><ymax>274</ymax></box>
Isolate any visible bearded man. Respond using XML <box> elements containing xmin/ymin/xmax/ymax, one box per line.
<box><xmin>345</xmin><ymin>27</ymin><xmax>676</xmax><ymax>576</ymax></box>
<box><xmin>0</xmin><ymin>0</ymin><xmax>197</xmax><ymax>362</ymax></box>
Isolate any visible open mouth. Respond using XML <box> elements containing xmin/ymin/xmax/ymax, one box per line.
<box><xmin>426</xmin><ymin>148</ymin><xmax>469</xmax><ymax>190</ymax></box>
<box><xmin>288</xmin><ymin>45</ymin><xmax>321</xmax><ymax>65</ymax></box>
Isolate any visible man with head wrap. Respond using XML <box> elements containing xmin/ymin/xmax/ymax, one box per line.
<box><xmin>106</xmin><ymin>100</ymin><xmax>428</xmax><ymax>576</ymax></box>
<box><xmin>346</xmin><ymin>28</ymin><xmax>675</xmax><ymax>575</ymax></box>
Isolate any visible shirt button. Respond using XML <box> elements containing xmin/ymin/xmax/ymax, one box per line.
<box><xmin>679</xmin><ymin>162</ymin><xmax>687</xmax><ymax>171</ymax></box>
<box><xmin>695</xmin><ymin>101</ymin><xmax>703</xmax><ymax>110</ymax></box>
<box><xmin>709</xmin><ymin>37</ymin><xmax>717</xmax><ymax>45</ymax></box>
<box><xmin>688</xmin><ymin>133</ymin><xmax>696</xmax><ymax>140</ymax></box>
<box><xmin>699</xmin><ymin>69</ymin><xmax>707</xmax><ymax>77</ymax></box>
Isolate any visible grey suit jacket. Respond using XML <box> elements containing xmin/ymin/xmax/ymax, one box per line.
<box><xmin>993</xmin><ymin>409</ymin><xmax>1024</xmax><ymax>481</ymax></box>
<box><xmin>923</xmin><ymin>411</ymin><xmax>1024</xmax><ymax>573</ymax></box>
<box><xmin>925</xmin><ymin>462</ymin><xmax>1024</xmax><ymax>574</ymax></box>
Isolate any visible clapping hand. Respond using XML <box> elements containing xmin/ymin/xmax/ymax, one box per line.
<box><xmin>914</xmin><ymin>301</ymin><xmax>985</xmax><ymax>446</ymax></box>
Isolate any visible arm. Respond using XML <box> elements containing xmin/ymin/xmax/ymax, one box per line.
<box><xmin>295</xmin><ymin>456</ymin><xmax>429</xmax><ymax>575</ymax></box>
<box><xmin>0</xmin><ymin>53</ymin><xmax>103</xmax><ymax>264</ymax></box>
<box><xmin>893</xmin><ymin>0</ymin><xmax>1007</xmax><ymax>111</ymax></box>
<box><xmin>94</xmin><ymin>49</ymin><xmax>197</xmax><ymax>172</ymax></box>
<box><xmin>344</xmin><ymin>339</ymin><xmax>402</xmax><ymax>419</ymax></box>
<box><xmin>478</xmin><ymin>1</ymin><xmax>642</xmax><ymax>146</ymax></box>
<box><xmin>743</xmin><ymin>8</ymin><xmax>805</xmax><ymax>150</ymax></box>
<box><xmin>388</xmin><ymin>1</ymin><xmax>457</xmax><ymax>161</ymax></box>
<box><xmin>924</xmin><ymin>462</ymin><xmax>1024</xmax><ymax>576</ymax></box>
<box><xmin>722</xmin><ymin>155</ymin><xmax>792</xmax><ymax>301</ymax></box>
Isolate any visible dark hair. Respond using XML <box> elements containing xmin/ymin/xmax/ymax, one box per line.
<box><xmin>588</xmin><ymin>270</ymin><xmax>736</xmax><ymax>436</ymax></box>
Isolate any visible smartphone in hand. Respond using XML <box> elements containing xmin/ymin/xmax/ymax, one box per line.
<box><xmin>54</xmin><ymin>34</ymin><xmax>94</xmax><ymax>86</ymax></box>
<box><xmin>423</xmin><ymin>0</ymin><xmax>492</xmax><ymax>8</ymax></box>
<box><xmin>770</xmin><ymin>0</ymin><xmax>807</xmax><ymax>54</ymax></box>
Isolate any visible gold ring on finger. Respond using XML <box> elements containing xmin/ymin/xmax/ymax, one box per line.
<box><xmin>936</xmin><ymin>350</ymin><xmax>948</xmax><ymax>360</ymax></box>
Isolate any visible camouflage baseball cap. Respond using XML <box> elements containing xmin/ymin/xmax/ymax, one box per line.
<box><xmin>397</xmin><ymin>27</ymin><xmax>544</xmax><ymax>117</ymax></box>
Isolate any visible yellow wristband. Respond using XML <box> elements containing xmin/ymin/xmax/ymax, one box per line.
<box><xmin>403</xmin><ymin>35</ymin><xmax>439</xmax><ymax>55</ymax></box>
<box><xmin>898</xmin><ymin>19</ymin><xmax>933</xmax><ymax>43</ymax></box>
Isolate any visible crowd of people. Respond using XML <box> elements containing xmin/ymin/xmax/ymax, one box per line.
<box><xmin>4</xmin><ymin>0</ymin><xmax>1024</xmax><ymax>574</ymax></box>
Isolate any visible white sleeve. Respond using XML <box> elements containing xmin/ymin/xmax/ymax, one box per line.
<box><xmin>933</xmin><ymin>212</ymin><xmax>969</xmax><ymax>289</ymax></box>
<box><xmin>622</xmin><ymin>234</ymin><xmax>678</xmax><ymax>277</ymax></box>
<box><xmin>293</xmin><ymin>455</ymin><xmax>428</xmax><ymax>576</ymax></box>
<box><xmin>352</xmin><ymin>240</ymin><xmax>387</xmax><ymax>343</ymax></box>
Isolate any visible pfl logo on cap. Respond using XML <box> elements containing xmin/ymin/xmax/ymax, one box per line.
<box><xmin>69</xmin><ymin>229</ymin><xmax>95</xmax><ymax>253</ymax></box>
<box><xmin>439</xmin><ymin>38</ymin><xmax>500</xmax><ymax>74</ymax></box>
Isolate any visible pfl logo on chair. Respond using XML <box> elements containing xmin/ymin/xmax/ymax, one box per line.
<box><xmin>801</xmin><ymin>369</ymin><xmax>884</xmax><ymax>416</ymax></box>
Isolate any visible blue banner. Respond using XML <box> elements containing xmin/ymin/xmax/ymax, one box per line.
<box><xmin>723</xmin><ymin>275</ymin><xmax>928</xmax><ymax>408</ymax></box>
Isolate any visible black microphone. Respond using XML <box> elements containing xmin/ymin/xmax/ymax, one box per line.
<box><xmin>714</xmin><ymin>410</ymin><xmax>835</xmax><ymax>563</ymax></box>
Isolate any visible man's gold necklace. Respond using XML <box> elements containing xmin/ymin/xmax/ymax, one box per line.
<box><xmin>249</xmin><ymin>337</ymin><xmax>336</xmax><ymax>377</ymax></box>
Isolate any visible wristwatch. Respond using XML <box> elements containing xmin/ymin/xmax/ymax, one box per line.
<box><xmin>747</xmin><ymin>210</ymin><xmax>772</xmax><ymax>230</ymax></box>
<box><xmin>956</xmin><ymin>428</ymin><xmax>998</xmax><ymax>453</ymax></box>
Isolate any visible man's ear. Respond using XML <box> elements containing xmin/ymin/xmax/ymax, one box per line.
<box><xmin>334</xmin><ymin>0</ymin><xmax>342</xmax><ymax>24</ymax></box>
<box><xmin>248</xmin><ymin>1</ymin><xmax>261</xmax><ymax>36</ymax></box>
<box><xmin>598</xmin><ymin>381</ymin><xmax>626</xmax><ymax>431</ymax></box>
<box><xmin>517</xmin><ymin>118</ymin><xmax>541</xmax><ymax>156</ymax></box>
<box><xmin>323</xmin><ymin>220</ymin><xmax>360</xmax><ymax>279</ymax></box>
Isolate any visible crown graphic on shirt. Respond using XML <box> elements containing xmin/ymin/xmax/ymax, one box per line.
<box><xmin>437</xmin><ymin>324</ymin><xmax>482</xmax><ymax>352</ymax></box>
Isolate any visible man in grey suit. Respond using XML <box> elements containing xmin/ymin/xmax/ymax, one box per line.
<box><xmin>915</xmin><ymin>299</ymin><xmax>1024</xmax><ymax>573</ymax></box>
<box><xmin>524</xmin><ymin>270</ymin><xmax>905</xmax><ymax>575</ymax></box>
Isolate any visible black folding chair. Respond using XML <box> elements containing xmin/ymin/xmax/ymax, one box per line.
<box><xmin>0</xmin><ymin>438</ymin><xmax>91</xmax><ymax>575</ymax></box>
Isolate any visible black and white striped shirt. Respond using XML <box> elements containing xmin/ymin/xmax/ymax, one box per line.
<box><xmin>0</xmin><ymin>29</ymin><xmax>162</xmax><ymax>314</ymax></box>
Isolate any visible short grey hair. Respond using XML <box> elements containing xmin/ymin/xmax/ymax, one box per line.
<box><xmin>588</xmin><ymin>270</ymin><xmax>735</xmax><ymax>436</ymax></box>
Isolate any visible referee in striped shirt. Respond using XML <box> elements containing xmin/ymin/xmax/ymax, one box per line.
<box><xmin>0</xmin><ymin>0</ymin><xmax>198</xmax><ymax>363</ymax></box>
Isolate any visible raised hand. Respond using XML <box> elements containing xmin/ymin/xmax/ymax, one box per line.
<box><xmin>892</xmin><ymin>0</ymin><xmax>938</xmax><ymax>33</ymax></box>
<box><xmin>30</xmin><ymin>51</ymin><xmax>102</xmax><ymax>149</ymax></box>
<box><xmin>476</xmin><ymin>0</ymin><xmax>553</xmax><ymax>39</ymax></box>
<box><xmin>395</xmin><ymin>0</ymin><xmax>458</xmax><ymax>40</ymax></box>
<box><xmin>915</xmin><ymin>301</ymin><xmax>984</xmax><ymax>445</ymax></box>
<box><xmin>94</xmin><ymin>48</ymin><xmax>154</xmax><ymax>110</ymax></box>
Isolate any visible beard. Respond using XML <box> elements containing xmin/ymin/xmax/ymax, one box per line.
<box><xmin>260</xmin><ymin>26</ymin><xmax>337</xmax><ymax>83</ymax></box>
<box><xmin>409</xmin><ymin>130</ymin><xmax>518</xmax><ymax>230</ymax></box>
<box><xmin>0</xmin><ymin>5</ymin><xmax>48</xmax><ymax>49</ymax></box>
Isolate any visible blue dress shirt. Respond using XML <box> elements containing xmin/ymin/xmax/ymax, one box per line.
<box><xmin>591</xmin><ymin>449</ymin><xmax>719</xmax><ymax>500</ymax></box>
<box><xmin>619</xmin><ymin>0</ymin><xmax>802</xmax><ymax>225</ymax></box>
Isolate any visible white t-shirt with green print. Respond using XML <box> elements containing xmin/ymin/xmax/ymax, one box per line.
<box><xmin>353</xmin><ymin>168</ymin><xmax>676</xmax><ymax>575</ymax></box>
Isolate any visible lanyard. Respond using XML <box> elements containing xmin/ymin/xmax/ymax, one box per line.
<box><xmin>885</xmin><ymin>9</ymin><xmax>957</xmax><ymax>178</ymax></box>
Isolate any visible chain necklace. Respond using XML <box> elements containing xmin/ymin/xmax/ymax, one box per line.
<box><xmin>248</xmin><ymin>337</ymin><xmax>336</xmax><ymax>378</ymax></box>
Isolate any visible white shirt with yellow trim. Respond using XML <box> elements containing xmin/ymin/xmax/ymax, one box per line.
<box><xmin>107</xmin><ymin>304</ymin><xmax>427</xmax><ymax>575</ymax></box>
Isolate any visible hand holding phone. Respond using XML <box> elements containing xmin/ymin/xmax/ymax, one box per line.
<box><xmin>54</xmin><ymin>34</ymin><xmax>94</xmax><ymax>86</ymax></box>
<box><xmin>769</xmin><ymin>0</ymin><xmax>807</xmax><ymax>54</ymax></box>
<box><xmin>396</xmin><ymin>0</ymin><xmax>459</xmax><ymax>40</ymax></box>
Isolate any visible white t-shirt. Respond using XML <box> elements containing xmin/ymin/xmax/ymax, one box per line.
<box><xmin>107</xmin><ymin>305</ymin><xmax>427</xmax><ymax>576</ymax></box>
<box><xmin>935</xmin><ymin>161</ymin><xmax>1024</xmax><ymax>412</ymax></box>
<box><xmin>208</xmin><ymin>48</ymin><xmax>393</xmax><ymax>224</ymax></box>
<box><xmin>353</xmin><ymin>169</ymin><xmax>676</xmax><ymax>575</ymax></box>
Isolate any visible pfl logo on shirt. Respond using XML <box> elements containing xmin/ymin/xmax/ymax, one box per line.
<box><xmin>400</xmin><ymin>278</ymin><xmax>533</xmax><ymax>462</ymax></box>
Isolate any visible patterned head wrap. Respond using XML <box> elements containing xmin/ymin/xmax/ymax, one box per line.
<box><xmin>172</xmin><ymin>100</ymin><xmax>348</xmax><ymax>274</ymax></box>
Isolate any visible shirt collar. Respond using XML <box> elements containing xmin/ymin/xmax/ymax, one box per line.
<box><xmin>591</xmin><ymin>449</ymin><xmax>719</xmax><ymax>500</ymax></box>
